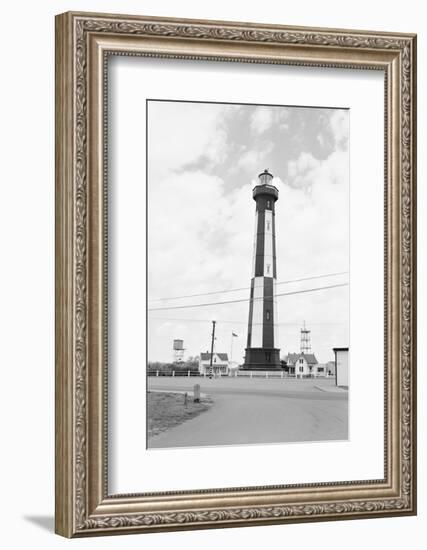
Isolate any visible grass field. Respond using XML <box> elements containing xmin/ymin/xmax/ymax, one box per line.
<box><xmin>147</xmin><ymin>391</ymin><xmax>213</xmax><ymax>440</ymax></box>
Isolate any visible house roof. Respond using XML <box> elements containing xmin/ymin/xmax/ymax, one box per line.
<box><xmin>285</xmin><ymin>352</ymin><xmax>318</xmax><ymax>365</ymax></box>
<box><xmin>200</xmin><ymin>352</ymin><xmax>229</xmax><ymax>361</ymax></box>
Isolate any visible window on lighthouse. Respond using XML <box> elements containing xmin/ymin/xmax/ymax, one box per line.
<box><xmin>266</xmin><ymin>264</ymin><xmax>271</xmax><ymax>274</ymax></box>
<box><xmin>267</xmin><ymin>221</ymin><xmax>271</xmax><ymax>231</ymax></box>
<box><xmin>266</xmin><ymin>310</ymin><xmax>271</xmax><ymax>320</ymax></box>
<box><xmin>267</xmin><ymin>200</ymin><xmax>271</xmax><ymax>209</ymax></box>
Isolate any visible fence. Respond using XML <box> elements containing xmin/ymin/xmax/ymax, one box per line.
<box><xmin>147</xmin><ymin>369</ymin><xmax>200</xmax><ymax>377</ymax></box>
<box><xmin>147</xmin><ymin>370</ymin><xmax>333</xmax><ymax>379</ymax></box>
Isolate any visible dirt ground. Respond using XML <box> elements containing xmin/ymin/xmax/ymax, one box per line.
<box><xmin>147</xmin><ymin>391</ymin><xmax>213</xmax><ymax>439</ymax></box>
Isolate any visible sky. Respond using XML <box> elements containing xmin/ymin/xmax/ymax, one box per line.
<box><xmin>147</xmin><ymin>100</ymin><xmax>349</xmax><ymax>364</ymax></box>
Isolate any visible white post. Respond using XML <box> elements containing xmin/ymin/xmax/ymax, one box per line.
<box><xmin>250</xmin><ymin>371</ymin><xmax>253</xmax><ymax>379</ymax></box>
<box><xmin>187</xmin><ymin>370</ymin><xmax>190</xmax><ymax>378</ymax></box>
<box><xmin>266</xmin><ymin>371</ymin><xmax>268</xmax><ymax>379</ymax></box>
<box><xmin>156</xmin><ymin>370</ymin><xmax>159</xmax><ymax>377</ymax></box>
<box><xmin>172</xmin><ymin>370</ymin><xmax>175</xmax><ymax>377</ymax></box>
<box><xmin>281</xmin><ymin>371</ymin><xmax>284</xmax><ymax>379</ymax></box>
<box><xmin>193</xmin><ymin>384</ymin><xmax>200</xmax><ymax>403</ymax></box>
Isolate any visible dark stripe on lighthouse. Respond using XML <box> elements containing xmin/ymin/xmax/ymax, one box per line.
<box><xmin>262</xmin><ymin>277</ymin><xmax>274</xmax><ymax>348</ymax></box>
<box><xmin>254</xmin><ymin>209</ymin><xmax>265</xmax><ymax>276</ymax></box>
<box><xmin>246</xmin><ymin>278</ymin><xmax>255</xmax><ymax>348</ymax></box>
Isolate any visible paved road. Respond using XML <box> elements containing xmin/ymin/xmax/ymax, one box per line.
<box><xmin>147</xmin><ymin>377</ymin><xmax>348</xmax><ymax>449</ymax></box>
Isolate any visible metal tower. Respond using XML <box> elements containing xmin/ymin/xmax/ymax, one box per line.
<box><xmin>243</xmin><ymin>169</ymin><xmax>281</xmax><ymax>370</ymax></box>
<box><xmin>300</xmin><ymin>321</ymin><xmax>311</xmax><ymax>354</ymax></box>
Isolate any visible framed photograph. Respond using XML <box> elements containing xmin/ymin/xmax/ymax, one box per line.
<box><xmin>55</xmin><ymin>11</ymin><xmax>417</xmax><ymax>537</ymax></box>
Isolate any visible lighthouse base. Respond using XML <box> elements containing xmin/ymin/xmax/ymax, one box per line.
<box><xmin>242</xmin><ymin>348</ymin><xmax>281</xmax><ymax>370</ymax></box>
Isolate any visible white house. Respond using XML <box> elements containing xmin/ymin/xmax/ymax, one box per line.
<box><xmin>333</xmin><ymin>347</ymin><xmax>349</xmax><ymax>387</ymax></box>
<box><xmin>284</xmin><ymin>352</ymin><xmax>321</xmax><ymax>378</ymax></box>
<box><xmin>199</xmin><ymin>352</ymin><xmax>229</xmax><ymax>376</ymax></box>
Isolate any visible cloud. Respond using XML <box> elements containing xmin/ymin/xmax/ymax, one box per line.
<box><xmin>148</xmin><ymin>101</ymin><xmax>229</xmax><ymax>179</ymax></box>
<box><xmin>272</xmin><ymin>148</ymin><xmax>349</xmax><ymax>360</ymax></box>
<box><xmin>148</xmin><ymin>170</ymin><xmax>255</xmax><ymax>362</ymax></box>
<box><xmin>287</xmin><ymin>152</ymin><xmax>320</xmax><ymax>181</ymax></box>
<box><xmin>148</xmin><ymin>170</ymin><xmax>255</xmax><ymax>300</ymax></box>
<box><xmin>237</xmin><ymin>143</ymin><xmax>274</xmax><ymax>174</ymax></box>
<box><xmin>250</xmin><ymin>107</ymin><xmax>274</xmax><ymax>134</ymax></box>
<box><xmin>250</xmin><ymin>106</ymin><xmax>289</xmax><ymax>135</ymax></box>
<box><xmin>279</xmin><ymin>151</ymin><xmax>349</xmax><ymax>276</ymax></box>
<box><xmin>329</xmin><ymin>110</ymin><xmax>349</xmax><ymax>151</ymax></box>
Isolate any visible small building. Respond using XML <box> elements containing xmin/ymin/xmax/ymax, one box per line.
<box><xmin>313</xmin><ymin>363</ymin><xmax>328</xmax><ymax>377</ymax></box>
<box><xmin>325</xmin><ymin>360</ymin><xmax>336</xmax><ymax>377</ymax></box>
<box><xmin>199</xmin><ymin>352</ymin><xmax>229</xmax><ymax>376</ymax></box>
<box><xmin>284</xmin><ymin>352</ymin><xmax>319</xmax><ymax>378</ymax></box>
<box><xmin>333</xmin><ymin>347</ymin><xmax>349</xmax><ymax>387</ymax></box>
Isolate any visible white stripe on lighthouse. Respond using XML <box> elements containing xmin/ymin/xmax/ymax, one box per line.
<box><xmin>251</xmin><ymin>276</ymin><xmax>264</xmax><ymax>347</ymax></box>
<box><xmin>264</xmin><ymin>210</ymin><xmax>274</xmax><ymax>277</ymax></box>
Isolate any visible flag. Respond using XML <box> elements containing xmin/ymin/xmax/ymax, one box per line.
<box><xmin>232</xmin><ymin>332</ymin><xmax>238</xmax><ymax>337</ymax></box>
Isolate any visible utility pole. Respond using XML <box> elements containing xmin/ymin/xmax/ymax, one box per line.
<box><xmin>230</xmin><ymin>331</ymin><xmax>238</xmax><ymax>364</ymax></box>
<box><xmin>209</xmin><ymin>320</ymin><xmax>216</xmax><ymax>377</ymax></box>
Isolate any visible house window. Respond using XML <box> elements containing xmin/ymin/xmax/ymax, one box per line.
<box><xmin>214</xmin><ymin>357</ymin><xmax>216</xmax><ymax>363</ymax></box>
<box><xmin>299</xmin><ymin>358</ymin><xmax>304</xmax><ymax>364</ymax></box>
<box><xmin>299</xmin><ymin>366</ymin><xmax>304</xmax><ymax>372</ymax></box>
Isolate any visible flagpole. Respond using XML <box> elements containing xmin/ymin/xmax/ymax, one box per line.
<box><xmin>230</xmin><ymin>332</ymin><xmax>234</xmax><ymax>364</ymax></box>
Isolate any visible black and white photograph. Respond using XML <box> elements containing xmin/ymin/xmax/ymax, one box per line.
<box><xmin>147</xmin><ymin>99</ymin><xmax>349</xmax><ymax>449</ymax></box>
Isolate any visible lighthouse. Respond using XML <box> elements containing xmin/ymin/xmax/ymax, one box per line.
<box><xmin>243</xmin><ymin>169</ymin><xmax>281</xmax><ymax>370</ymax></box>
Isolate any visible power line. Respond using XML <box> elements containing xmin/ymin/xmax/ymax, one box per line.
<box><xmin>148</xmin><ymin>316</ymin><xmax>347</xmax><ymax>326</ymax></box>
<box><xmin>148</xmin><ymin>271</ymin><xmax>349</xmax><ymax>303</ymax></box>
<box><xmin>148</xmin><ymin>282</ymin><xmax>348</xmax><ymax>311</ymax></box>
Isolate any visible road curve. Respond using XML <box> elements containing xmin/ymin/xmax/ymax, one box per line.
<box><xmin>147</xmin><ymin>378</ymin><xmax>348</xmax><ymax>449</ymax></box>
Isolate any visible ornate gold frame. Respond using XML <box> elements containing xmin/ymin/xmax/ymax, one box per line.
<box><xmin>55</xmin><ymin>11</ymin><xmax>417</xmax><ymax>537</ymax></box>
